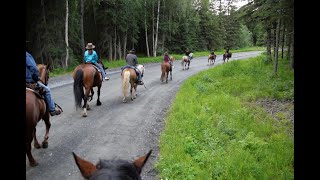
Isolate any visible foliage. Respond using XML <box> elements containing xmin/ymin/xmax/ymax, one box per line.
<box><xmin>156</xmin><ymin>54</ymin><xmax>294</xmax><ymax>179</ymax></box>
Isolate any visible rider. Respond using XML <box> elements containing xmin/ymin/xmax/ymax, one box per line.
<box><xmin>26</xmin><ymin>51</ymin><xmax>62</xmax><ymax>116</ymax></box>
<box><xmin>84</xmin><ymin>42</ymin><xmax>110</xmax><ymax>81</ymax></box>
<box><xmin>185</xmin><ymin>48</ymin><xmax>193</xmax><ymax>61</ymax></box>
<box><xmin>163</xmin><ymin>52</ymin><xmax>173</xmax><ymax>68</ymax></box>
<box><xmin>122</xmin><ymin>49</ymin><xmax>144</xmax><ymax>85</ymax></box>
<box><xmin>210</xmin><ymin>49</ymin><xmax>215</xmax><ymax>56</ymax></box>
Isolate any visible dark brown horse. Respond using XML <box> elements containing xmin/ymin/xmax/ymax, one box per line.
<box><xmin>223</xmin><ymin>51</ymin><xmax>232</xmax><ymax>63</ymax></box>
<box><xmin>121</xmin><ymin>64</ymin><xmax>145</xmax><ymax>103</ymax></box>
<box><xmin>26</xmin><ymin>64</ymin><xmax>51</xmax><ymax>167</ymax></box>
<box><xmin>72</xmin><ymin>62</ymin><xmax>103</xmax><ymax>117</ymax></box>
<box><xmin>160</xmin><ymin>61</ymin><xmax>172</xmax><ymax>83</ymax></box>
<box><xmin>72</xmin><ymin>150</ymin><xmax>152</xmax><ymax>180</ymax></box>
<box><xmin>208</xmin><ymin>54</ymin><xmax>216</xmax><ymax>65</ymax></box>
<box><xmin>181</xmin><ymin>55</ymin><xmax>190</xmax><ymax>70</ymax></box>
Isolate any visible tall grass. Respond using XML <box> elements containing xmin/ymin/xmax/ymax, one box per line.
<box><xmin>156</xmin><ymin>54</ymin><xmax>294</xmax><ymax>179</ymax></box>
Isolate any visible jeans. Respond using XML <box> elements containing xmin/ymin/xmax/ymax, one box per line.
<box><xmin>37</xmin><ymin>82</ymin><xmax>56</xmax><ymax>112</ymax></box>
<box><xmin>93</xmin><ymin>62</ymin><xmax>106</xmax><ymax>78</ymax></box>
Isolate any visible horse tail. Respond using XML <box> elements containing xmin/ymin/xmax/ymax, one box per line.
<box><xmin>122</xmin><ymin>71</ymin><xmax>130</xmax><ymax>98</ymax></box>
<box><xmin>73</xmin><ymin>69</ymin><xmax>84</xmax><ymax>110</ymax></box>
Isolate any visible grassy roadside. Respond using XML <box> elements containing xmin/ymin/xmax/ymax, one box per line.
<box><xmin>50</xmin><ymin>46</ymin><xmax>264</xmax><ymax>77</ymax></box>
<box><xmin>155</xmin><ymin>54</ymin><xmax>294</xmax><ymax>179</ymax></box>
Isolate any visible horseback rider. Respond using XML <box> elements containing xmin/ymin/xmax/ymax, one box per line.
<box><xmin>26</xmin><ymin>51</ymin><xmax>62</xmax><ymax>116</ymax></box>
<box><xmin>185</xmin><ymin>49</ymin><xmax>193</xmax><ymax>61</ymax></box>
<box><xmin>210</xmin><ymin>49</ymin><xmax>215</xmax><ymax>56</ymax></box>
<box><xmin>163</xmin><ymin>52</ymin><xmax>174</xmax><ymax>68</ymax></box>
<box><xmin>122</xmin><ymin>49</ymin><xmax>144</xmax><ymax>85</ymax></box>
<box><xmin>84</xmin><ymin>42</ymin><xmax>110</xmax><ymax>81</ymax></box>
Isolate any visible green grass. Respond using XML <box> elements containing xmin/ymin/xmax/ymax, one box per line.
<box><xmin>155</xmin><ymin>54</ymin><xmax>294</xmax><ymax>179</ymax></box>
<box><xmin>50</xmin><ymin>46</ymin><xmax>265</xmax><ymax>77</ymax></box>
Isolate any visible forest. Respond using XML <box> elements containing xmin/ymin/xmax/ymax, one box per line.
<box><xmin>26</xmin><ymin>0</ymin><xmax>294</xmax><ymax>71</ymax></box>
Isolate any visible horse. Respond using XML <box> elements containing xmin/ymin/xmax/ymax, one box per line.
<box><xmin>208</xmin><ymin>54</ymin><xmax>216</xmax><ymax>65</ymax></box>
<box><xmin>160</xmin><ymin>61</ymin><xmax>172</xmax><ymax>83</ymax></box>
<box><xmin>181</xmin><ymin>55</ymin><xmax>190</xmax><ymax>70</ymax></box>
<box><xmin>223</xmin><ymin>51</ymin><xmax>232</xmax><ymax>63</ymax></box>
<box><xmin>121</xmin><ymin>64</ymin><xmax>145</xmax><ymax>103</ymax></box>
<box><xmin>72</xmin><ymin>150</ymin><xmax>152</xmax><ymax>180</ymax></box>
<box><xmin>26</xmin><ymin>63</ymin><xmax>51</xmax><ymax>167</ymax></box>
<box><xmin>72</xmin><ymin>61</ymin><xmax>105</xmax><ymax>117</ymax></box>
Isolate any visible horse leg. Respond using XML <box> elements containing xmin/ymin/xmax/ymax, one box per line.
<box><xmin>41</xmin><ymin>113</ymin><xmax>51</xmax><ymax>148</ymax></box>
<box><xmin>134</xmin><ymin>84</ymin><xmax>137</xmax><ymax>99</ymax></box>
<box><xmin>26</xmin><ymin>124</ymin><xmax>38</xmax><ymax>167</ymax></box>
<box><xmin>89</xmin><ymin>88</ymin><xmax>94</xmax><ymax>101</ymax></box>
<box><xmin>26</xmin><ymin>140</ymin><xmax>38</xmax><ymax>167</ymax></box>
<box><xmin>33</xmin><ymin>128</ymin><xmax>41</xmax><ymax>149</ymax></box>
<box><xmin>82</xmin><ymin>89</ymin><xmax>89</xmax><ymax>117</ymax></box>
<box><xmin>96</xmin><ymin>86</ymin><xmax>101</xmax><ymax>106</ymax></box>
<box><xmin>166</xmin><ymin>72</ymin><xmax>168</xmax><ymax>83</ymax></box>
<box><xmin>130</xmin><ymin>83</ymin><xmax>134</xmax><ymax>100</ymax></box>
<box><xmin>170</xmin><ymin>70</ymin><xmax>172</xmax><ymax>80</ymax></box>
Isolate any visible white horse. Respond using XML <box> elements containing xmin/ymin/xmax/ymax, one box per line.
<box><xmin>121</xmin><ymin>64</ymin><xmax>145</xmax><ymax>103</ymax></box>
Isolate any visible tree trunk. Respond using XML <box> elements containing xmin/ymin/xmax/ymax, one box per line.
<box><xmin>281</xmin><ymin>22</ymin><xmax>285</xmax><ymax>59</ymax></box>
<box><xmin>144</xmin><ymin>0</ymin><xmax>150</xmax><ymax>57</ymax></box>
<box><xmin>266</xmin><ymin>26</ymin><xmax>272</xmax><ymax>62</ymax></box>
<box><xmin>80</xmin><ymin>0</ymin><xmax>85</xmax><ymax>54</ymax></box>
<box><xmin>109</xmin><ymin>39</ymin><xmax>113</xmax><ymax>61</ymax></box>
<box><xmin>274</xmin><ymin>19</ymin><xmax>281</xmax><ymax>75</ymax></box>
<box><xmin>152</xmin><ymin>2</ymin><xmax>155</xmax><ymax>55</ymax></box>
<box><xmin>273</xmin><ymin>21</ymin><xmax>277</xmax><ymax>58</ymax></box>
<box><xmin>290</xmin><ymin>30</ymin><xmax>294</xmax><ymax>69</ymax></box>
<box><xmin>118</xmin><ymin>36</ymin><xmax>122</xmax><ymax>60</ymax></box>
<box><xmin>114</xmin><ymin>27</ymin><xmax>117</xmax><ymax>60</ymax></box>
<box><xmin>65</xmin><ymin>0</ymin><xmax>69</xmax><ymax>68</ymax></box>
<box><xmin>154</xmin><ymin>0</ymin><xmax>160</xmax><ymax>57</ymax></box>
<box><xmin>123</xmin><ymin>32</ymin><xmax>127</xmax><ymax>59</ymax></box>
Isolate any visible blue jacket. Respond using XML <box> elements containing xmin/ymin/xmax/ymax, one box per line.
<box><xmin>84</xmin><ymin>50</ymin><xmax>98</xmax><ymax>63</ymax></box>
<box><xmin>26</xmin><ymin>52</ymin><xmax>39</xmax><ymax>83</ymax></box>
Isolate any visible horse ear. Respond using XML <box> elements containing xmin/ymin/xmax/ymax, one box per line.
<box><xmin>46</xmin><ymin>62</ymin><xmax>51</xmax><ymax>71</ymax></box>
<box><xmin>133</xmin><ymin>150</ymin><xmax>152</xmax><ymax>174</ymax></box>
<box><xmin>72</xmin><ymin>152</ymin><xmax>97</xmax><ymax>178</ymax></box>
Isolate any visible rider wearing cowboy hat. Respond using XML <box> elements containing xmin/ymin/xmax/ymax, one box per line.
<box><xmin>84</xmin><ymin>42</ymin><xmax>110</xmax><ymax>81</ymax></box>
<box><xmin>123</xmin><ymin>49</ymin><xmax>144</xmax><ymax>85</ymax></box>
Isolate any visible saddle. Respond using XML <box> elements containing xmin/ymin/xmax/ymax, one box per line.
<box><xmin>26</xmin><ymin>83</ymin><xmax>45</xmax><ymax>99</ymax></box>
<box><xmin>85</xmin><ymin>62</ymin><xmax>101</xmax><ymax>72</ymax></box>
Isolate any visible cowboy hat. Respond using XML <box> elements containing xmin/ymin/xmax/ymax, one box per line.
<box><xmin>129</xmin><ymin>48</ymin><xmax>136</xmax><ymax>53</ymax></box>
<box><xmin>86</xmin><ymin>43</ymin><xmax>95</xmax><ymax>50</ymax></box>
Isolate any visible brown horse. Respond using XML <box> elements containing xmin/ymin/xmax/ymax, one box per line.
<box><xmin>223</xmin><ymin>51</ymin><xmax>232</xmax><ymax>63</ymax></box>
<box><xmin>26</xmin><ymin>64</ymin><xmax>51</xmax><ymax>167</ymax></box>
<box><xmin>121</xmin><ymin>64</ymin><xmax>145</xmax><ymax>103</ymax></box>
<box><xmin>72</xmin><ymin>63</ymin><xmax>103</xmax><ymax>117</ymax></box>
<box><xmin>160</xmin><ymin>61</ymin><xmax>172</xmax><ymax>83</ymax></box>
<box><xmin>72</xmin><ymin>150</ymin><xmax>152</xmax><ymax>179</ymax></box>
<box><xmin>181</xmin><ymin>55</ymin><xmax>190</xmax><ymax>70</ymax></box>
<box><xmin>208</xmin><ymin>54</ymin><xmax>216</xmax><ymax>65</ymax></box>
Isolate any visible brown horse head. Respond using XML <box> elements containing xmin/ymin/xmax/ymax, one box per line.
<box><xmin>37</xmin><ymin>64</ymin><xmax>50</xmax><ymax>85</ymax></box>
<box><xmin>72</xmin><ymin>63</ymin><xmax>102</xmax><ymax>117</ymax></box>
<box><xmin>72</xmin><ymin>150</ymin><xmax>152</xmax><ymax>180</ymax></box>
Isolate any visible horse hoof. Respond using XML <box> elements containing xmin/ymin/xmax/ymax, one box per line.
<box><xmin>42</xmin><ymin>142</ymin><xmax>48</xmax><ymax>149</ymax></box>
<box><xmin>30</xmin><ymin>161</ymin><xmax>39</xmax><ymax>167</ymax></box>
<box><xmin>97</xmin><ymin>101</ymin><xmax>101</xmax><ymax>106</ymax></box>
<box><xmin>34</xmin><ymin>143</ymin><xmax>41</xmax><ymax>149</ymax></box>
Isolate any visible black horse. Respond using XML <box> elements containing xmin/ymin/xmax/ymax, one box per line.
<box><xmin>223</xmin><ymin>49</ymin><xmax>232</xmax><ymax>63</ymax></box>
<box><xmin>73</xmin><ymin>150</ymin><xmax>152</xmax><ymax>180</ymax></box>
